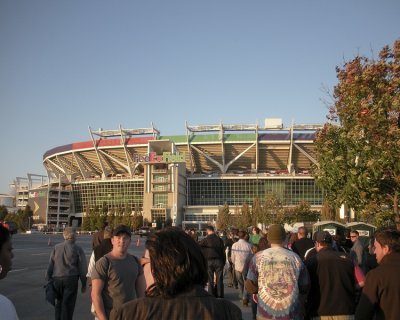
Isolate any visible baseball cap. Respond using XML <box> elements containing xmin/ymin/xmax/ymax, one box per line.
<box><xmin>314</xmin><ymin>231</ymin><xmax>332</xmax><ymax>244</ymax></box>
<box><xmin>112</xmin><ymin>225</ymin><xmax>132</xmax><ymax>237</ymax></box>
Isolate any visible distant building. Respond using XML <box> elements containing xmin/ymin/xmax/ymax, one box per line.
<box><xmin>31</xmin><ymin>120</ymin><xmax>324</xmax><ymax>230</ymax></box>
<box><xmin>0</xmin><ymin>194</ymin><xmax>14</xmax><ymax>209</ymax></box>
<box><xmin>11</xmin><ymin>174</ymin><xmax>63</xmax><ymax>229</ymax></box>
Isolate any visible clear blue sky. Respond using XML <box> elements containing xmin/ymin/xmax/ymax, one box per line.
<box><xmin>1</xmin><ymin>0</ymin><xmax>399</xmax><ymax>195</ymax></box>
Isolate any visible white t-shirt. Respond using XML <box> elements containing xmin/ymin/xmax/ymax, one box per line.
<box><xmin>0</xmin><ymin>294</ymin><xmax>19</xmax><ymax>320</ymax></box>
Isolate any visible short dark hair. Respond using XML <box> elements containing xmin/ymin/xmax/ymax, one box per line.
<box><xmin>238</xmin><ymin>230</ymin><xmax>247</xmax><ymax>239</ymax></box>
<box><xmin>145</xmin><ymin>227</ymin><xmax>208</xmax><ymax>298</ymax></box>
<box><xmin>0</xmin><ymin>224</ymin><xmax>11</xmax><ymax>251</ymax></box>
<box><xmin>252</xmin><ymin>227</ymin><xmax>260</xmax><ymax>233</ymax></box>
<box><xmin>206</xmin><ymin>225</ymin><xmax>214</xmax><ymax>232</ymax></box>
<box><xmin>374</xmin><ymin>228</ymin><xmax>400</xmax><ymax>253</ymax></box>
<box><xmin>258</xmin><ymin>236</ymin><xmax>270</xmax><ymax>251</ymax></box>
<box><xmin>350</xmin><ymin>230</ymin><xmax>359</xmax><ymax>236</ymax></box>
<box><xmin>102</xmin><ymin>221</ymin><xmax>109</xmax><ymax>229</ymax></box>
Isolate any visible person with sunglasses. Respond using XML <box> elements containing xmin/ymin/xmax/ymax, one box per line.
<box><xmin>350</xmin><ymin>230</ymin><xmax>368</xmax><ymax>274</ymax></box>
<box><xmin>112</xmin><ymin>227</ymin><xmax>242</xmax><ymax>320</ymax></box>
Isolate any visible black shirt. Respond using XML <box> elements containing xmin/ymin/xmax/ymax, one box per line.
<box><xmin>292</xmin><ymin>237</ymin><xmax>315</xmax><ymax>260</ymax></box>
<box><xmin>199</xmin><ymin>233</ymin><xmax>226</xmax><ymax>264</ymax></box>
<box><xmin>305</xmin><ymin>247</ymin><xmax>356</xmax><ymax>317</ymax></box>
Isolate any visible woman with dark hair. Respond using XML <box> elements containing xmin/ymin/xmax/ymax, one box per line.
<box><xmin>112</xmin><ymin>227</ymin><xmax>242</xmax><ymax>320</ymax></box>
<box><xmin>0</xmin><ymin>224</ymin><xmax>18</xmax><ymax>319</ymax></box>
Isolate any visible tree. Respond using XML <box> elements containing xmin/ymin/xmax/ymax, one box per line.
<box><xmin>216</xmin><ymin>202</ymin><xmax>231</xmax><ymax>231</ymax></box>
<box><xmin>292</xmin><ymin>201</ymin><xmax>320</xmax><ymax>222</ymax></box>
<box><xmin>314</xmin><ymin>39</ymin><xmax>400</xmax><ymax>227</ymax></box>
<box><xmin>240</xmin><ymin>202</ymin><xmax>252</xmax><ymax>229</ymax></box>
<box><xmin>82</xmin><ymin>209</ymin><xmax>91</xmax><ymax>231</ymax></box>
<box><xmin>2</xmin><ymin>205</ymin><xmax>33</xmax><ymax>232</ymax></box>
<box><xmin>89</xmin><ymin>207</ymin><xmax>97</xmax><ymax>230</ymax></box>
<box><xmin>0</xmin><ymin>205</ymin><xmax>8</xmax><ymax>221</ymax></box>
<box><xmin>20</xmin><ymin>205</ymin><xmax>33</xmax><ymax>231</ymax></box>
<box><xmin>320</xmin><ymin>201</ymin><xmax>336</xmax><ymax>221</ymax></box>
<box><xmin>131</xmin><ymin>205</ymin><xmax>143</xmax><ymax>230</ymax></box>
<box><xmin>122</xmin><ymin>207</ymin><xmax>132</xmax><ymax>228</ymax></box>
<box><xmin>262</xmin><ymin>194</ymin><xmax>284</xmax><ymax>225</ymax></box>
<box><xmin>251</xmin><ymin>198</ymin><xmax>263</xmax><ymax>227</ymax></box>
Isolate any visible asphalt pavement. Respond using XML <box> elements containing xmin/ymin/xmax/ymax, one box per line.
<box><xmin>0</xmin><ymin>233</ymin><xmax>252</xmax><ymax>320</ymax></box>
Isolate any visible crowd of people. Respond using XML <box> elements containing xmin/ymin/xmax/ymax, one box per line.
<box><xmin>1</xmin><ymin>222</ymin><xmax>400</xmax><ymax>319</ymax></box>
<box><xmin>195</xmin><ymin>224</ymin><xmax>400</xmax><ymax>320</ymax></box>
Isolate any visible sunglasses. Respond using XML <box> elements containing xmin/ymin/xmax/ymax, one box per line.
<box><xmin>350</xmin><ymin>235</ymin><xmax>357</xmax><ymax>238</ymax></box>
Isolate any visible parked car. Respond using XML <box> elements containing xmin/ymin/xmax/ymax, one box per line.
<box><xmin>26</xmin><ymin>228</ymin><xmax>40</xmax><ymax>234</ymax></box>
<box><xmin>138</xmin><ymin>227</ymin><xmax>150</xmax><ymax>237</ymax></box>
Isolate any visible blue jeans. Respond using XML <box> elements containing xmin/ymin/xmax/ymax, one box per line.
<box><xmin>207</xmin><ymin>259</ymin><xmax>224</xmax><ymax>298</ymax></box>
<box><xmin>53</xmin><ymin>276</ymin><xmax>79</xmax><ymax>320</ymax></box>
<box><xmin>235</xmin><ymin>270</ymin><xmax>249</xmax><ymax>301</ymax></box>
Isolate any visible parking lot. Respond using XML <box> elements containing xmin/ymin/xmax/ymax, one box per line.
<box><xmin>1</xmin><ymin>233</ymin><xmax>252</xmax><ymax>320</ymax></box>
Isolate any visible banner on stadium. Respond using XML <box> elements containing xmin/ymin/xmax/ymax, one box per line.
<box><xmin>133</xmin><ymin>151</ymin><xmax>186</xmax><ymax>163</ymax></box>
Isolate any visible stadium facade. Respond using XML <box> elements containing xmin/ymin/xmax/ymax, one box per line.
<box><xmin>31</xmin><ymin>119</ymin><xmax>324</xmax><ymax>230</ymax></box>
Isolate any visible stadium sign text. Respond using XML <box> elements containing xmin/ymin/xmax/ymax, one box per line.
<box><xmin>133</xmin><ymin>152</ymin><xmax>186</xmax><ymax>163</ymax></box>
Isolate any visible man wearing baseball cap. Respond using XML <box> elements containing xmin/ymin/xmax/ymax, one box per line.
<box><xmin>245</xmin><ymin>224</ymin><xmax>310</xmax><ymax>319</ymax></box>
<box><xmin>305</xmin><ymin>231</ymin><xmax>359</xmax><ymax>319</ymax></box>
<box><xmin>91</xmin><ymin>225</ymin><xmax>145</xmax><ymax>320</ymax></box>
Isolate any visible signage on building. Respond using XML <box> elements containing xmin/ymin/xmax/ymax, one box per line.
<box><xmin>357</xmin><ymin>229</ymin><xmax>370</xmax><ymax>237</ymax></box>
<box><xmin>133</xmin><ymin>152</ymin><xmax>186</xmax><ymax>163</ymax></box>
<box><xmin>29</xmin><ymin>191</ymin><xmax>47</xmax><ymax>198</ymax></box>
<box><xmin>323</xmin><ymin>228</ymin><xmax>336</xmax><ymax>235</ymax></box>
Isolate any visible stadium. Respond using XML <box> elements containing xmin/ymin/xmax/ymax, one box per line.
<box><xmin>31</xmin><ymin>118</ymin><xmax>324</xmax><ymax>230</ymax></box>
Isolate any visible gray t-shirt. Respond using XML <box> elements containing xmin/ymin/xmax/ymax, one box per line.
<box><xmin>91</xmin><ymin>254</ymin><xmax>142</xmax><ymax>316</ymax></box>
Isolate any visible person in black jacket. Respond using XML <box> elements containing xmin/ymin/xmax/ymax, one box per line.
<box><xmin>355</xmin><ymin>228</ymin><xmax>400</xmax><ymax>320</ymax></box>
<box><xmin>199</xmin><ymin>225</ymin><xmax>226</xmax><ymax>298</ymax></box>
<box><xmin>305</xmin><ymin>231</ymin><xmax>358</xmax><ymax>318</ymax></box>
<box><xmin>292</xmin><ymin>226</ymin><xmax>314</xmax><ymax>260</ymax></box>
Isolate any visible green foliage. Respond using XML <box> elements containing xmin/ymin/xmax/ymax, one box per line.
<box><xmin>240</xmin><ymin>202</ymin><xmax>252</xmax><ymax>229</ymax></box>
<box><xmin>81</xmin><ymin>213</ymin><xmax>91</xmax><ymax>231</ymax></box>
<box><xmin>251</xmin><ymin>198</ymin><xmax>263</xmax><ymax>226</ymax></box>
<box><xmin>286</xmin><ymin>201</ymin><xmax>321</xmax><ymax>223</ymax></box>
<box><xmin>114</xmin><ymin>207</ymin><xmax>124</xmax><ymax>226</ymax></box>
<box><xmin>314</xmin><ymin>39</ymin><xmax>400</xmax><ymax>227</ymax></box>
<box><xmin>216</xmin><ymin>202</ymin><xmax>231</xmax><ymax>231</ymax></box>
<box><xmin>320</xmin><ymin>201</ymin><xmax>337</xmax><ymax>221</ymax></box>
<box><xmin>2</xmin><ymin>205</ymin><xmax>33</xmax><ymax>231</ymax></box>
<box><xmin>131</xmin><ymin>208</ymin><xmax>143</xmax><ymax>230</ymax></box>
<box><xmin>107</xmin><ymin>212</ymin><xmax>115</xmax><ymax>228</ymax></box>
<box><xmin>122</xmin><ymin>207</ymin><xmax>132</xmax><ymax>228</ymax></box>
<box><xmin>358</xmin><ymin>202</ymin><xmax>396</xmax><ymax>228</ymax></box>
<box><xmin>0</xmin><ymin>205</ymin><xmax>9</xmax><ymax>221</ymax></box>
<box><xmin>261</xmin><ymin>194</ymin><xmax>284</xmax><ymax>225</ymax></box>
